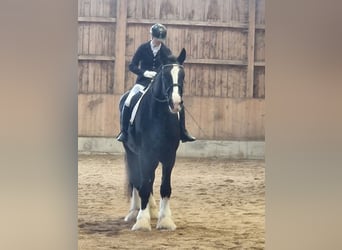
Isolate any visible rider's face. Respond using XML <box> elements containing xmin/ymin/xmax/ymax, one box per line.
<box><xmin>152</xmin><ymin>38</ymin><xmax>162</xmax><ymax>46</ymax></box>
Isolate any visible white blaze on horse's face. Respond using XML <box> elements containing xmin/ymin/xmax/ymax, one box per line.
<box><xmin>170</xmin><ymin>65</ymin><xmax>182</xmax><ymax>113</ymax></box>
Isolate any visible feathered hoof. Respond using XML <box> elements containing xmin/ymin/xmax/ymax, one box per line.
<box><xmin>156</xmin><ymin>217</ymin><xmax>177</xmax><ymax>231</ymax></box>
<box><xmin>132</xmin><ymin>218</ymin><xmax>151</xmax><ymax>231</ymax></box>
<box><xmin>124</xmin><ymin>209</ymin><xmax>139</xmax><ymax>222</ymax></box>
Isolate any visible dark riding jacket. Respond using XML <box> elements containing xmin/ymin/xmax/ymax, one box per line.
<box><xmin>129</xmin><ymin>41</ymin><xmax>172</xmax><ymax>87</ymax></box>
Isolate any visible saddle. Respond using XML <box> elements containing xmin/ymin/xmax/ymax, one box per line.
<box><xmin>128</xmin><ymin>85</ymin><xmax>150</xmax><ymax>124</ymax></box>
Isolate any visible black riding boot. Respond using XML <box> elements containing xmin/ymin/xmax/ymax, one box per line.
<box><xmin>179</xmin><ymin>108</ymin><xmax>196</xmax><ymax>143</ymax></box>
<box><xmin>117</xmin><ymin>106</ymin><xmax>131</xmax><ymax>142</ymax></box>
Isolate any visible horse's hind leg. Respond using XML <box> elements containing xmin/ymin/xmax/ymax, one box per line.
<box><xmin>157</xmin><ymin>159</ymin><xmax>177</xmax><ymax>230</ymax></box>
<box><xmin>123</xmin><ymin>149</ymin><xmax>142</xmax><ymax>223</ymax></box>
<box><xmin>124</xmin><ymin>187</ymin><xmax>140</xmax><ymax>222</ymax></box>
<box><xmin>148</xmin><ymin>192</ymin><xmax>158</xmax><ymax>219</ymax></box>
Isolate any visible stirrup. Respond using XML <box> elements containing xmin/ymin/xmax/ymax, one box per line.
<box><xmin>117</xmin><ymin>131</ymin><xmax>127</xmax><ymax>142</ymax></box>
<box><xmin>181</xmin><ymin>132</ymin><xmax>196</xmax><ymax>143</ymax></box>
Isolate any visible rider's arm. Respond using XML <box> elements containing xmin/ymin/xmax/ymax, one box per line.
<box><xmin>129</xmin><ymin>45</ymin><xmax>144</xmax><ymax>76</ymax></box>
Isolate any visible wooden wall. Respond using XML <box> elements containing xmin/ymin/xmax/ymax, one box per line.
<box><xmin>78</xmin><ymin>0</ymin><xmax>265</xmax><ymax>140</ymax></box>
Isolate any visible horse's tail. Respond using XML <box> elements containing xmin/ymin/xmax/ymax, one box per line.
<box><xmin>124</xmin><ymin>153</ymin><xmax>133</xmax><ymax>201</ymax></box>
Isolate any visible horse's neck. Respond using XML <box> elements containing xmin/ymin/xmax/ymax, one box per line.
<box><xmin>144</xmin><ymin>85</ymin><xmax>168</xmax><ymax>115</ymax></box>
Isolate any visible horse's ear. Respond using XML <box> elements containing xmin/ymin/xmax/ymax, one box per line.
<box><xmin>177</xmin><ymin>48</ymin><xmax>186</xmax><ymax>65</ymax></box>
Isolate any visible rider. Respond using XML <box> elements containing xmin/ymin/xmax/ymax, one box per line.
<box><xmin>117</xmin><ymin>23</ymin><xmax>196</xmax><ymax>143</ymax></box>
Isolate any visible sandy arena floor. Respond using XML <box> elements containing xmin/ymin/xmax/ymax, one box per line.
<box><xmin>78</xmin><ymin>154</ymin><xmax>265</xmax><ymax>249</ymax></box>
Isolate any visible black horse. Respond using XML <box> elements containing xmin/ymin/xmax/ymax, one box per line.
<box><xmin>118</xmin><ymin>49</ymin><xmax>187</xmax><ymax>231</ymax></box>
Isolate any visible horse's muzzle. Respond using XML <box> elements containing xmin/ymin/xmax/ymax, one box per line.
<box><xmin>169</xmin><ymin>98</ymin><xmax>183</xmax><ymax>113</ymax></box>
<box><xmin>169</xmin><ymin>103</ymin><xmax>182</xmax><ymax>114</ymax></box>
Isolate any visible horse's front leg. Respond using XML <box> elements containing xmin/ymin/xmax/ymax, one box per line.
<box><xmin>157</xmin><ymin>162</ymin><xmax>176</xmax><ymax>230</ymax></box>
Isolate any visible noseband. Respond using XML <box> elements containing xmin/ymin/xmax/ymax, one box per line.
<box><xmin>152</xmin><ymin>64</ymin><xmax>184</xmax><ymax>103</ymax></box>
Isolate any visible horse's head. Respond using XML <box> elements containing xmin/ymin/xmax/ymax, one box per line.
<box><xmin>153</xmin><ymin>48</ymin><xmax>186</xmax><ymax>114</ymax></box>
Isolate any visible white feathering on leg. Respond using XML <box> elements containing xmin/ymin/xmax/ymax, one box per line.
<box><xmin>157</xmin><ymin>198</ymin><xmax>176</xmax><ymax>230</ymax></box>
<box><xmin>148</xmin><ymin>194</ymin><xmax>158</xmax><ymax>219</ymax></box>
<box><xmin>132</xmin><ymin>207</ymin><xmax>151</xmax><ymax>231</ymax></box>
<box><xmin>124</xmin><ymin>188</ymin><xmax>140</xmax><ymax>222</ymax></box>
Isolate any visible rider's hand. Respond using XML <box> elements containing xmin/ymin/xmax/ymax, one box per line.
<box><xmin>143</xmin><ymin>70</ymin><xmax>157</xmax><ymax>78</ymax></box>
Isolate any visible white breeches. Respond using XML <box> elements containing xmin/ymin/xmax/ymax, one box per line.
<box><xmin>124</xmin><ymin>84</ymin><xmax>145</xmax><ymax>107</ymax></box>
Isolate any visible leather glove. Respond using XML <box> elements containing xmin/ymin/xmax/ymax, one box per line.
<box><xmin>143</xmin><ymin>70</ymin><xmax>157</xmax><ymax>78</ymax></box>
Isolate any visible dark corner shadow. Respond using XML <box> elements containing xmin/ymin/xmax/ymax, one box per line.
<box><xmin>78</xmin><ymin>217</ymin><xmax>133</xmax><ymax>236</ymax></box>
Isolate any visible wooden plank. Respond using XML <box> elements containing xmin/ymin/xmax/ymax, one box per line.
<box><xmin>95</xmin><ymin>24</ymin><xmax>104</xmax><ymax>55</ymax></box>
<box><xmin>78</xmin><ymin>25</ymin><xmax>83</xmax><ymax>55</ymax></box>
<box><xmin>183</xmin><ymin>63</ymin><xmax>191</xmax><ymax>96</ymax></box>
<box><xmin>80</xmin><ymin>0</ymin><xmax>91</xmax><ymax>17</ymax></box>
<box><xmin>197</xmin><ymin>29</ymin><xmax>204</xmax><ymax>59</ymax></box>
<box><xmin>222</xmin><ymin>28</ymin><xmax>230</xmax><ymax>61</ymax></box>
<box><xmin>208</xmin><ymin>65</ymin><xmax>216</xmax><ymax>97</ymax></box>
<box><xmin>127</xmin><ymin>18</ymin><xmax>250</xmax><ymax>29</ymax></box>
<box><xmin>189</xmin><ymin>64</ymin><xmax>197</xmax><ymax>96</ymax></box>
<box><xmin>78</xmin><ymin>16</ymin><xmax>117</xmax><ymax>23</ymax></box>
<box><xmin>254</xmin><ymin>61</ymin><xmax>265</xmax><ymax>67</ymax></box>
<box><xmin>214</xmin><ymin>65</ymin><xmax>222</xmax><ymax>97</ymax></box>
<box><xmin>180</xmin><ymin>97</ymin><xmax>265</xmax><ymax>140</ymax></box>
<box><xmin>254</xmin><ymin>67</ymin><xmax>265</xmax><ymax>98</ymax></box>
<box><xmin>232</xmin><ymin>67</ymin><xmax>240</xmax><ymax>98</ymax></box>
<box><xmin>108</xmin><ymin>61</ymin><xmax>114</xmax><ymax>93</ymax></box>
<box><xmin>100</xmin><ymin>62</ymin><xmax>107</xmax><ymax>93</ymax></box>
<box><xmin>228</xmin><ymin>67</ymin><xmax>234</xmax><ymax>98</ymax></box>
<box><xmin>255</xmin><ymin>29</ymin><xmax>265</xmax><ymax>62</ymax></box>
<box><xmin>216</xmin><ymin>28</ymin><xmax>223</xmax><ymax>60</ymax></box>
<box><xmin>78</xmin><ymin>61</ymin><xmax>89</xmax><ymax>93</ymax></box>
<box><xmin>97</xmin><ymin>0</ymin><xmax>104</xmax><ymax>17</ymax></box>
<box><xmin>222</xmin><ymin>65</ymin><xmax>229</xmax><ymax>97</ymax></box>
<box><xmin>113</xmin><ymin>0</ymin><xmax>127</xmax><ymax>94</ymax></box>
<box><xmin>94</xmin><ymin>63</ymin><xmax>102</xmax><ymax>93</ymax></box>
<box><xmin>196</xmin><ymin>65</ymin><xmax>204</xmax><ymax>96</ymax></box>
<box><xmin>87</xmin><ymin>62</ymin><xmax>95</xmax><ymax>93</ymax></box>
<box><xmin>241</xmin><ymin>68</ymin><xmax>247</xmax><ymax>98</ymax></box>
<box><xmin>185</xmin><ymin>59</ymin><xmax>247</xmax><ymax>66</ymax></box>
<box><xmin>205</xmin><ymin>97</ymin><xmax>216</xmax><ymax>138</ymax></box>
<box><xmin>82</xmin><ymin>23</ymin><xmax>90</xmax><ymax>55</ymax></box>
<box><xmin>256</xmin><ymin>0</ymin><xmax>265</xmax><ymax>26</ymax></box>
<box><xmin>202</xmin><ymin>64</ymin><xmax>209</xmax><ymax>96</ymax></box>
<box><xmin>88</xmin><ymin>24</ymin><xmax>96</xmax><ymax>55</ymax></box>
<box><xmin>154</xmin><ymin>0</ymin><xmax>161</xmax><ymax>19</ymax></box>
<box><xmin>225</xmin><ymin>98</ymin><xmax>234</xmax><ymax>138</ymax></box>
<box><xmin>182</xmin><ymin>96</ymin><xmax>200</xmax><ymax>139</ymax></box>
<box><xmin>202</xmin><ymin>28</ymin><xmax>210</xmax><ymax>59</ymax></box>
<box><xmin>90</xmin><ymin>0</ymin><xmax>97</xmax><ymax>17</ymax></box>
<box><xmin>78</xmin><ymin>55</ymin><xmax>115</xmax><ymax>61</ymax></box>
<box><xmin>78</xmin><ymin>94</ymin><xmax>120</xmax><ymax>136</ymax></box>
<box><xmin>246</xmin><ymin>0</ymin><xmax>256</xmax><ymax>97</ymax></box>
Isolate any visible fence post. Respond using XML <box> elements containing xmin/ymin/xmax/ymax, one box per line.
<box><xmin>113</xmin><ymin>0</ymin><xmax>127</xmax><ymax>94</ymax></box>
<box><xmin>247</xmin><ymin>0</ymin><xmax>256</xmax><ymax>98</ymax></box>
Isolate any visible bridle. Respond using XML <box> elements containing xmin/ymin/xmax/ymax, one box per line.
<box><xmin>151</xmin><ymin>64</ymin><xmax>184</xmax><ymax>103</ymax></box>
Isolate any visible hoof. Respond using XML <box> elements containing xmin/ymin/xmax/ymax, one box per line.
<box><xmin>132</xmin><ymin>218</ymin><xmax>151</xmax><ymax>231</ymax></box>
<box><xmin>156</xmin><ymin>217</ymin><xmax>176</xmax><ymax>231</ymax></box>
<box><xmin>124</xmin><ymin>209</ymin><xmax>139</xmax><ymax>222</ymax></box>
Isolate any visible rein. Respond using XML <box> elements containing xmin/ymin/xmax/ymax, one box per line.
<box><xmin>151</xmin><ymin>64</ymin><xmax>184</xmax><ymax>103</ymax></box>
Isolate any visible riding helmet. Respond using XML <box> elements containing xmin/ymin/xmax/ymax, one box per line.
<box><xmin>150</xmin><ymin>23</ymin><xmax>167</xmax><ymax>41</ymax></box>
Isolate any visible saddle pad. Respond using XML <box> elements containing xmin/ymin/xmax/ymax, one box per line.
<box><xmin>129</xmin><ymin>85</ymin><xmax>150</xmax><ymax>124</ymax></box>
